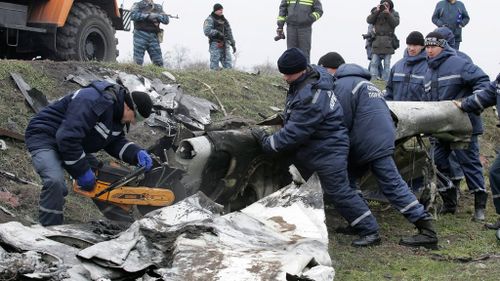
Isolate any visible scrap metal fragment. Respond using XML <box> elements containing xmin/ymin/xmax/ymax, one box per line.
<box><xmin>10</xmin><ymin>72</ymin><xmax>49</xmax><ymax>113</ymax></box>
<box><xmin>0</xmin><ymin>169</ymin><xmax>41</xmax><ymax>187</ymax></box>
<box><xmin>0</xmin><ymin>127</ymin><xmax>25</xmax><ymax>142</ymax></box>
<box><xmin>162</xmin><ymin>71</ymin><xmax>176</xmax><ymax>82</ymax></box>
<box><xmin>64</xmin><ymin>66</ymin><xmax>103</xmax><ymax>87</ymax></box>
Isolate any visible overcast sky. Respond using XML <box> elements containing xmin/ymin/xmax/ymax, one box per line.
<box><xmin>117</xmin><ymin>0</ymin><xmax>499</xmax><ymax>78</ymax></box>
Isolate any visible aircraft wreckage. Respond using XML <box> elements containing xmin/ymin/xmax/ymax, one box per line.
<box><xmin>0</xmin><ymin>69</ymin><xmax>473</xmax><ymax>280</ymax></box>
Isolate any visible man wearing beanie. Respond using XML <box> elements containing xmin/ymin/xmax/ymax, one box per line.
<box><xmin>432</xmin><ymin>0</ymin><xmax>470</xmax><ymax>50</ymax></box>
<box><xmin>319</xmin><ymin>52</ymin><xmax>439</xmax><ymax>250</ymax></box>
<box><xmin>252</xmin><ymin>48</ymin><xmax>381</xmax><ymax>247</ymax></box>
<box><xmin>203</xmin><ymin>3</ymin><xmax>236</xmax><ymax>70</ymax></box>
<box><xmin>276</xmin><ymin>0</ymin><xmax>323</xmax><ymax>62</ymax></box>
<box><xmin>366</xmin><ymin>0</ymin><xmax>400</xmax><ymax>81</ymax></box>
<box><xmin>385</xmin><ymin>31</ymin><xmax>427</xmax><ymax>101</ymax></box>
<box><xmin>25</xmin><ymin>81</ymin><xmax>154</xmax><ymax>226</ymax></box>
<box><xmin>423</xmin><ymin>31</ymin><xmax>490</xmax><ymax>222</ymax></box>
<box><xmin>131</xmin><ymin>0</ymin><xmax>170</xmax><ymax>67</ymax></box>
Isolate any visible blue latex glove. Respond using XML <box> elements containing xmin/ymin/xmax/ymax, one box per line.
<box><xmin>137</xmin><ymin>150</ymin><xmax>153</xmax><ymax>172</ymax></box>
<box><xmin>77</xmin><ymin>169</ymin><xmax>95</xmax><ymax>192</ymax></box>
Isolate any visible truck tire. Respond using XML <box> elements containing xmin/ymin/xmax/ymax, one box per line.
<box><xmin>55</xmin><ymin>2</ymin><xmax>117</xmax><ymax>61</ymax></box>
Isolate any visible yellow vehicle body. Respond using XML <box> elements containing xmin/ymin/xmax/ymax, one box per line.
<box><xmin>0</xmin><ymin>0</ymin><xmax>129</xmax><ymax>61</ymax></box>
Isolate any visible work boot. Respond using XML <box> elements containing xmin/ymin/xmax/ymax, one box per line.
<box><xmin>439</xmin><ymin>187</ymin><xmax>458</xmax><ymax>215</ymax></box>
<box><xmin>485</xmin><ymin>218</ymin><xmax>500</xmax><ymax>230</ymax></box>
<box><xmin>399</xmin><ymin>219</ymin><xmax>438</xmax><ymax>250</ymax></box>
<box><xmin>351</xmin><ymin>232</ymin><xmax>381</xmax><ymax>247</ymax></box>
<box><xmin>335</xmin><ymin>225</ymin><xmax>358</xmax><ymax>236</ymax></box>
<box><xmin>473</xmin><ymin>192</ymin><xmax>488</xmax><ymax>221</ymax></box>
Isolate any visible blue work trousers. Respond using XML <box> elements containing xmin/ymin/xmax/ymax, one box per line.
<box><xmin>297</xmin><ymin>163</ymin><xmax>379</xmax><ymax>236</ymax></box>
<box><xmin>350</xmin><ymin>155</ymin><xmax>429</xmax><ymax>223</ymax></box>
<box><xmin>433</xmin><ymin>135</ymin><xmax>486</xmax><ymax>194</ymax></box>
<box><xmin>30</xmin><ymin>148</ymin><xmax>68</xmax><ymax>226</ymax></box>
<box><xmin>489</xmin><ymin>153</ymin><xmax>500</xmax><ymax>215</ymax></box>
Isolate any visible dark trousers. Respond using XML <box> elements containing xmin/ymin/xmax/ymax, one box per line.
<box><xmin>433</xmin><ymin>135</ymin><xmax>486</xmax><ymax>194</ymax></box>
<box><xmin>490</xmin><ymin>153</ymin><xmax>500</xmax><ymax>215</ymax></box>
<box><xmin>350</xmin><ymin>155</ymin><xmax>429</xmax><ymax>223</ymax></box>
<box><xmin>286</xmin><ymin>25</ymin><xmax>312</xmax><ymax>62</ymax></box>
<box><xmin>296</xmin><ymin>162</ymin><xmax>379</xmax><ymax>236</ymax></box>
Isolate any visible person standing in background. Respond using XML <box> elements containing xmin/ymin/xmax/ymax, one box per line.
<box><xmin>366</xmin><ymin>0</ymin><xmax>400</xmax><ymax>82</ymax></box>
<box><xmin>432</xmin><ymin>0</ymin><xmax>470</xmax><ymax>50</ymax></box>
<box><xmin>204</xmin><ymin>3</ymin><xmax>236</xmax><ymax>70</ymax></box>
<box><xmin>276</xmin><ymin>0</ymin><xmax>323</xmax><ymax>62</ymax></box>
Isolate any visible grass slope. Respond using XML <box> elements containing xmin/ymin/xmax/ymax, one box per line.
<box><xmin>0</xmin><ymin>61</ymin><xmax>499</xmax><ymax>280</ymax></box>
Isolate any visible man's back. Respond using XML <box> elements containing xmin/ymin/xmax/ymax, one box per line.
<box><xmin>333</xmin><ymin>64</ymin><xmax>395</xmax><ymax>165</ymax></box>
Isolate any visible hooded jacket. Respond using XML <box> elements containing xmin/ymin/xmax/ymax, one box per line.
<box><xmin>432</xmin><ymin>0</ymin><xmax>469</xmax><ymax>42</ymax></box>
<box><xmin>366</xmin><ymin>5</ymin><xmax>400</xmax><ymax>55</ymax></box>
<box><xmin>385</xmin><ymin>49</ymin><xmax>427</xmax><ymax>101</ymax></box>
<box><xmin>277</xmin><ymin>0</ymin><xmax>323</xmax><ymax>28</ymax></box>
<box><xmin>333</xmin><ymin>64</ymin><xmax>396</xmax><ymax>165</ymax></box>
<box><xmin>461</xmin><ymin>76</ymin><xmax>500</xmax><ymax>119</ymax></box>
<box><xmin>434</xmin><ymin>26</ymin><xmax>472</xmax><ymax>62</ymax></box>
<box><xmin>423</xmin><ymin>45</ymin><xmax>490</xmax><ymax>135</ymax></box>
<box><xmin>25</xmin><ymin>81</ymin><xmax>142</xmax><ymax>178</ymax></box>
<box><xmin>262</xmin><ymin>65</ymin><xmax>349</xmax><ymax>173</ymax></box>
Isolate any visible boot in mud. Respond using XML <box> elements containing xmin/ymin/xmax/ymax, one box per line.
<box><xmin>473</xmin><ymin>191</ymin><xmax>488</xmax><ymax>221</ymax></box>
<box><xmin>399</xmin><ymin>219</ymin><xmax>438</xmax><ymax>250</ymax></box>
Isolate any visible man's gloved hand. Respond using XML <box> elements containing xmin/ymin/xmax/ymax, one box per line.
<box><xmin>231</xmin><ymin>44</ymin><xmax>236</xmax><ymax>54</ymax></box>
<box><xmin>250</xmin><ymin>127</ymin><xmax>269</xmax><ymax>145</ymax></box>
<box><xmin>137</xmin><ymin>150</ymin><xmax>153</xmax><ymax>172</ymax></box>
<box><xmin>214</xmin><ymin>31</ymin><xmax>225</xmax><ymax>41</ymax></box>
<box><xmin>77</xmin><ymin>169</ymin><xmax>96</xmax><ymax>192</ymax></box>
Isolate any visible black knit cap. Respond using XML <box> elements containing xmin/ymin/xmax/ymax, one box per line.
<box><xmin>425</xmin><ymin>31</ymin><xmax>447</xmax><ymax>48</ymax></box>
<box><xmin>406</xmin><ymin>31</ymin><xmax>425</xmax><ymax>46</ymax></box>
<box><xmin>213</xmin><ymin>3</ymin><xmax>223</xmax><ymax>12</ymax></box>
<box><xmin>277</xmin><ymin>48</ymin><xmax>308</xmax><ymax>74</ymax></box>
<box><xmin>318</xmin><ymin>52</ymin><xmax>345</xmax><ymax>69</ymax></box>
<box><xmin>380</xmin><ymin>0</ymin><xmax>394</xmax><ymax>10</ymax></box>
<box><xmin>129</xmin><ymin>91</ymin><xmax>153</xmax><ymax>119</ymax></box>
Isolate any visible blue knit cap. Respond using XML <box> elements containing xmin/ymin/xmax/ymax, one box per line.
<box><xmin>277</xmin><ymin>48</ymin><xmax>308</xmax><ymax>74</ymax></box>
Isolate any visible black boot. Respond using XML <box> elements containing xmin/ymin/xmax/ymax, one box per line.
<box><xmin>485</xmin><ymin>218</ymin><xmax>500</xmax><ymax>230</ymax></box>
<box><xmin>351</xmin><ymin>232</ymin><xmax>381</xmax><ymax>247</ymax></box>
<box><xmin>473</xmin><ymin>191</ymin><xmax>488</xmax><ymax>221</ymax></box>
<box><xmin>399</xmin><ymin>219</ymin><xmax>438</xmax><ymax>250</ymax></box>
<box><xmin>335</xmin><ymin>225</ymin><xmax>358</xmax><ymax>236</ymax></box>
<box><xmin>439</xmin><ymin>187</ymin><xmax>458</xmax><ymax>215</ymax></box>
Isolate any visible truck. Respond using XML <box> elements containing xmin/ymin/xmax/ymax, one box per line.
<box><xmin>0</xmin><ymin>0</ymin><xmax>130</xmax><ymax>61</ymax></box>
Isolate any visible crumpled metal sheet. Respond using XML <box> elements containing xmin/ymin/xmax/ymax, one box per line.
<box><xmin>64</xmin><ymin>66</ymin><xmax>103</xmax><ymax>87</ymax></box>
<box><xmin>175</xmin><ymin>92</ymin><xmax>219</xmax><ymax>126</ymax></box>
<box><xmin>0</xmin><ymin>176</ymin><xmax>333</xmax><ymax>281</ymax></box>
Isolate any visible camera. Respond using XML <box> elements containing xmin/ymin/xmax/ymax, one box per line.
<box><xmin>362</xmin><ymin>33</ymin><xmax>373</xmax><ymax>40</ymax></box>
<box><xmin>379</xmin><ymin>4</ymin><xmax>386</xmax><ymax>11</ymax></box>
<box><xmin>274</xmin><ymin>33</ymin><xmax>286</xmax><ymax>41</ymax></box>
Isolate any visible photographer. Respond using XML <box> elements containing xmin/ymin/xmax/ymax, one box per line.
<box><xmin>366</xmin><ymin>0</ymin><xmax>399</xmax><ymax>82</ymax></box>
